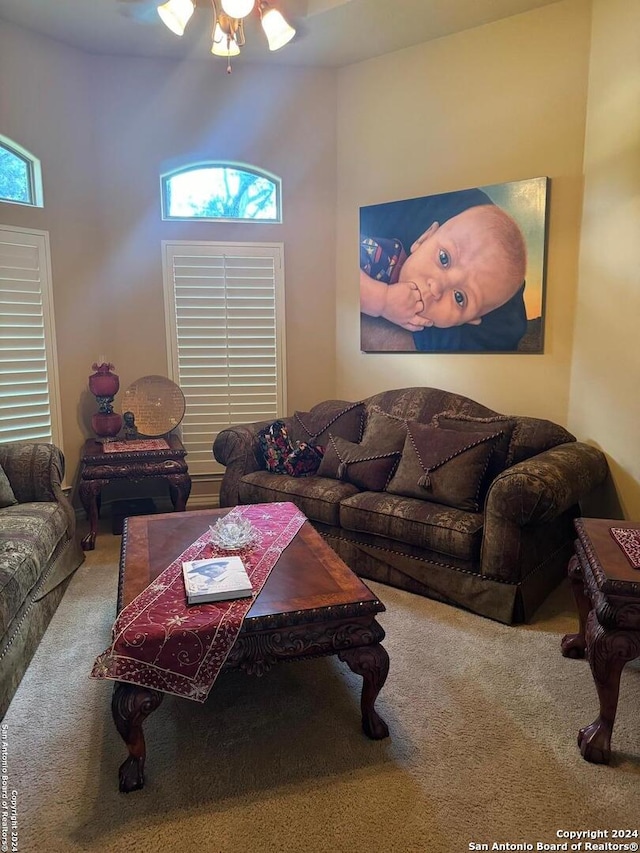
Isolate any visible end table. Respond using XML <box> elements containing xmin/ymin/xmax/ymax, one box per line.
<box><xmin>561</xmin><ymin>517</ymin><xmax>640</xmax><ymax>764</ymax></box>
<box><xmin>78</xmin><ymin>436</ymin><xmax>191</xmax><ymax>551</ymax></box>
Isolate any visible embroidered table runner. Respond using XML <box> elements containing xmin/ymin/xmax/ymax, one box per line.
<box><xmin>91</xmin><ymin>502</ymin><xmax>307</xmax><ymax>702</ymax></box>
<box><xmin>610</xmin><ymin>527</ymin><xmax>640</xmax><ymax>570</ymax></box>
<box><xmin>103</xmin><ymin>439</ymin><xmax>169</xmax><ymax>453</ymax></box>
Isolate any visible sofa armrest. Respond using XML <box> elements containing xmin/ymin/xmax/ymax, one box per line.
<box><xmin>481</xmin><ymin>442</ymin><xmax>608</xmax><ymax>581</ymax></box>
<box><xmin>0</xmin><ymin>442</ymin><xmax>66</xmax><ymax>502</ymax></box>
<box><xmin>213</xmin><ymin>419</ymin><xmax>280</xmax><ymax>507</ymax></box>
<box><xmin>0</xmin><ymin>442</ymin><xmax>76</xmax><ymax>534</ymax></box>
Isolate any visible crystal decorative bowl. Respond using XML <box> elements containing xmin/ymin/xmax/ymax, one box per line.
<box><xmin>209</xmin><ymin>517</ymin><xmax>260</xmax><ymax>551</ymax></box>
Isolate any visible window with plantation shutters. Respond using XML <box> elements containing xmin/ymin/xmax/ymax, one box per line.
<box><xmin>0</xmin><ymin>226</ymin><xmax>62</xmax><ymax>445</ymax></box>
<box><xmin>162</xmin><ymin>241</ymin><xmax>286</xmax><ymax>476</ymax></box>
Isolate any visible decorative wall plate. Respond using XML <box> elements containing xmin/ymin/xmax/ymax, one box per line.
<box><xmin>122</xmin><ymin>375</ymin><xmax>185</xmax><ymax>437</ymax></box>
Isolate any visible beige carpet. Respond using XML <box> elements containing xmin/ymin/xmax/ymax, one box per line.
<box><xmin>4</xmin><ymin>523</ymin><xmax>640</xmax><ymax>853</ymax></box>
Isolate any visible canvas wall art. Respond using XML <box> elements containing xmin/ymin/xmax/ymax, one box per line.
<box><xmin>359</xmin><ymin>177</ymin><xmax>549</xmax><ymax>353</ymax></box>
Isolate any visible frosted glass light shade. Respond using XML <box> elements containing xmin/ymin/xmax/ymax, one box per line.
<box><xmin>157</xmin><ymin>0</ymin><xmax>195</xmax><ymax>36</ymax></box>
<box><xmin>260</xmin><ymin>7</ymin><xmax>295</xmax><ymax>51</ymax></box>
<box><xmin>211</xmin><ymin>23</ymin><xmax>241</xmax><ymax>56</ymax></box>
<box><xmin>221</xmin><ymin>0</ymin><xmax>255</xmax><ymax>17</ymax></box>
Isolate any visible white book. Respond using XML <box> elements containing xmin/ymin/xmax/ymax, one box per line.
<box><xmin>182</xmin><ymin>556</ymin><xmax>253</xmax><ymax>605</ymax></box>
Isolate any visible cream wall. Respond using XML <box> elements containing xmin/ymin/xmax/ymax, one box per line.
<box><xmin>568</xmin><ymin>0</ymin><xmax>640</xmax><ymax>518</ymax></box>
<box><xmin>335</xmin><ymin>0</ymin><xmax>592</xmax><ymax>425</ymax></box>
<box><xmin>0</xmin><ymin>22</ymin><xmax>103</xmax><ymax>479</ymax></box>
<box><xmin>0</xmin><ymin>24</ymin><xmax>337</xmax><ymax>495</ymax></box>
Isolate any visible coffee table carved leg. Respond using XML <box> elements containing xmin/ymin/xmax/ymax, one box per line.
<box><xmin>577</xmin><ymin>611</ymin><xmax>640</xmax><ymax>765</ymax></box>
<box><xmin>112</xmin><ymin>682</ymin><xmax>164</xmax><ymax>792</ymax></box>
<box><xmin>339</xmin><ymin>643</ymin><xmax>390</xmax><ymax>740</ymax></box>
<box><xmin>561</xmin><ymin>555</ymin><xmax>591</xmax><ymax>659</ymax></box>
<box><xmin>167</xmin><ymin>473</ymin><xmax>191</xmax><ymax>512</ymax></box>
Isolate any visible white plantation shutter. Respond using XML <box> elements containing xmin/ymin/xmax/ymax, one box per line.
<box><xmin>163</xmin><ymin>241</ymin><xmax>286</xmax><ymax>476</ymax></box>
<box><xmin>0</xmin><ymin>226</ymin><xmax>62</xmax><ymax>444</ymax></box>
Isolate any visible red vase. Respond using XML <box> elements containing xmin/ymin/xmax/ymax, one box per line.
<box><xmin>89</xmin><ymin>363</ymin><xmax>120</xmax><ymax>398</ymax></box>
<box><xmin>92</xmin><ymin>411</ymin><xmax>123</xmax><ymax>438</ymax></box>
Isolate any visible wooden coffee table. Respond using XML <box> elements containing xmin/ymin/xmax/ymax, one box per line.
<box><xmin>112</xmin><ymin>508</ymin><xmax>390</xmax><ymax>792</ymax></box>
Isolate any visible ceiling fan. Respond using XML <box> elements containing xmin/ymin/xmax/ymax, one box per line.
<box><xmin>117</xmin><ymin>0</ymin><xmax>298</xmax><ymax>69</ymax></box>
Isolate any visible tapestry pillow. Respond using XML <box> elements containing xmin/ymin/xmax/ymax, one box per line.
<box><xmin>257</xmin><ymin>421</ymin><xmax>324</xmax><ymax>477</ymax></box>
<box><xmin>283</xmin><ymin>442</ymin><xmax>325</xmax><ymax>477</ymax></box>
<box><xmin>290</xmin><ymin>401</ymin><xmax>365</xmax><ymax>447</ymax></box>
<box><xmin>317</xmin><ymin>435</ymin><xmax>401</xmax><ymax>492</ymax></box>
<box><xmin>386</xmin><ymin>422</ymin><xmax>505</xmax><ymax>511</ymax></box>
<box><xmin>257</xmin><ymin>420</ymin><xmax>293</xmax><ymax>474</ymax></box>
<box><xmin>432</xmin><ymin>411</ymin><xmax>516</xmax><ymax>481</ymax></box>
<box><xmin>0</xmin><ymin>465</ymin><xmax>17</xmax><ymax>509</ymax></box>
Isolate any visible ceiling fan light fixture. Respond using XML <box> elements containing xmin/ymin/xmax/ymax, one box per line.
<box><xmin>259</xmin><ymin>3</ymin><xmax>296</xmax><ymax>51</ymax></box>
<box><xmin>220</xmin><ymin>0</ymin><xmax>255</xmax><ymax>17</ymax></box>
<box><xmin>157</xmin><ymin>0</ymin><xmax>195</xmax><ymax>36</ymax></box>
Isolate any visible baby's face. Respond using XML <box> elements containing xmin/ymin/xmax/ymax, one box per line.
<box><xmin>400</xmin><ymin>207</ymin><xmax>521</xmax><ymax>328</ymax></box>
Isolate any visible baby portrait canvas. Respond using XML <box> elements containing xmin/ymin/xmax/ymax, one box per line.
<box><xmin>359</xmin><ymin>176</ymin><xmax>549</xmax><ymax>353</ymax></box>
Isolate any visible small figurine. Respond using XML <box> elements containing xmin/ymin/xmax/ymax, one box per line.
<box><xmin>122</xmin><ymin>411</ymin><xmax>138</xmax><ymax>441</ymax></box>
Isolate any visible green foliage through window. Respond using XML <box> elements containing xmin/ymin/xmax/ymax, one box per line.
<box><xmin>162</xmin><ymin>164</ymin><xmax>281</xmax><ymax>222</ymax></box>
<box><xmin>0</xmin><ymin>138</ymin><xmax>41</xmax><ymax>207</ymax></box>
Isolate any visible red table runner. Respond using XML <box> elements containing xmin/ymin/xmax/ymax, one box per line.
<box><xmin>91</xmin><ymin>502</ymin><xmax>307</xmax><ymax>702</ymax></box>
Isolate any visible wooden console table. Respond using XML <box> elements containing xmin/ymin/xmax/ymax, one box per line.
<box><xmin>78</xmin><ymin>436</ymin><xmax>191</xmax><ymax>551</ymax></box>
<box><xmin>561</xmin><ymin>517</ymin><xmax>640</xmax><ymax>764</ymax></box>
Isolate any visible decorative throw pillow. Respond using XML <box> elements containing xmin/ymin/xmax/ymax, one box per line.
<box><xmin>317</xmin><ymin>435</ymin><xmax>401</xmax><ymax>492</ymax></box>
<box><xmin>0</xmin><ymin>464</ymin><xmax>17</xmax><ymax>509</ymax></box>
<box><xmin>386</xmin><ymin>422</ymin><xmax>506</xmax><ymax>511</ymax></box>
<box><xmin>432</xmin><ymin>411</ymin><xmax>516</xmax><ymax>481</ymax></box>
<box><xmin>257</xmin><ymin>420</ymin><xmax>294</xmax><ymax>474</ymax></box>
<box><xmin>505</xmin><ymin>416</ymin><xmax>575</xmax><ymax>465</ymax></box>
<box><xmin>257</xmin><ymin>421</ymin><xmax>325</xmax><ymax>477</ymax></box>
<box><xmin>290</xmin><ymin>401</ymin><xmax>365</xmax><ymax>447</ymax></box>
<box><xmin>361</xmin><ymin>406</ymin><xmax>409</xmax><ymax>454</ymax></box>
<box><xmin>283</xmin><ymin>442</ymin><xmax>325</xmax><ymax>477</ymax></box>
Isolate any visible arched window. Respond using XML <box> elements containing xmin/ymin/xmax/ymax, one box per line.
<box><xmin>161</xmin><ymin>163</ymin><xmax>281</xmax><ymax>223</ymax></box>
<box><xmin>0</xmin><ymin>136</ymin><xmax>43</xmax><ymax>207</ymax></box>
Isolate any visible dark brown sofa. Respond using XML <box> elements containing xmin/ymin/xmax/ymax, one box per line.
<box><xmin>213</xmin><ymin>387</ymin><xmax>608</xmax><ymax>624</ymax></box>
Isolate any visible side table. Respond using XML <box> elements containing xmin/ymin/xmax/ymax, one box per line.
<box><xmin>561</xmin><ymin>517</ymin><xmax>640</xmax><ymax>764</ymax></box>
<box><xmin>78</xmin><ymin>436</ymin><xmax>192</xmax><ymax>551</ymax></box>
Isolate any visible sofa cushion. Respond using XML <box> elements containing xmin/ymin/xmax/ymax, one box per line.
<box><xmin>238</xmin><ymin>472</ymin><xmax>358</xmax><ymax>526</ymax></box>
<box><xmin>317</xmin><ymin>435</ymin><xmax>401</xmax><ymax>491</ymax></box>
<box><xmin>0</xmin><ymin>467</ymin><xmax>17</xmax><ymax>509</ymax></box>
<box><xmin>386</xmin><ymin>422</ymin><xmax>504</xmax><ymax>511</ymax></box>
<box><xmin>0</xmin><ymin>502</ymin><xmax>70</xmax><ymax>639</ymax></box>
<box><xmin>339</xmin><ymin>491</ymin><xmax>483</xmax><ymax>563</ymax></box>
<box><xmin>289</xmin><ymin>401</ymin><xmax>365</xmax><ymax>447</ymax></box>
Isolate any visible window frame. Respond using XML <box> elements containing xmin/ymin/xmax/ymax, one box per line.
<box><xmin>0</xmin><ymin>135</ymin><xmax>44</xmax><ymax>208</ymax></box>
<box><xmin>162</xmin><ymin>239</ymin><xmax>287</xmax><ymax>477</ymax></box>
<box><xmin>160</xmin><ymin>162</ymin><xmax>282</xmax><ymax>224</ymax></box>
